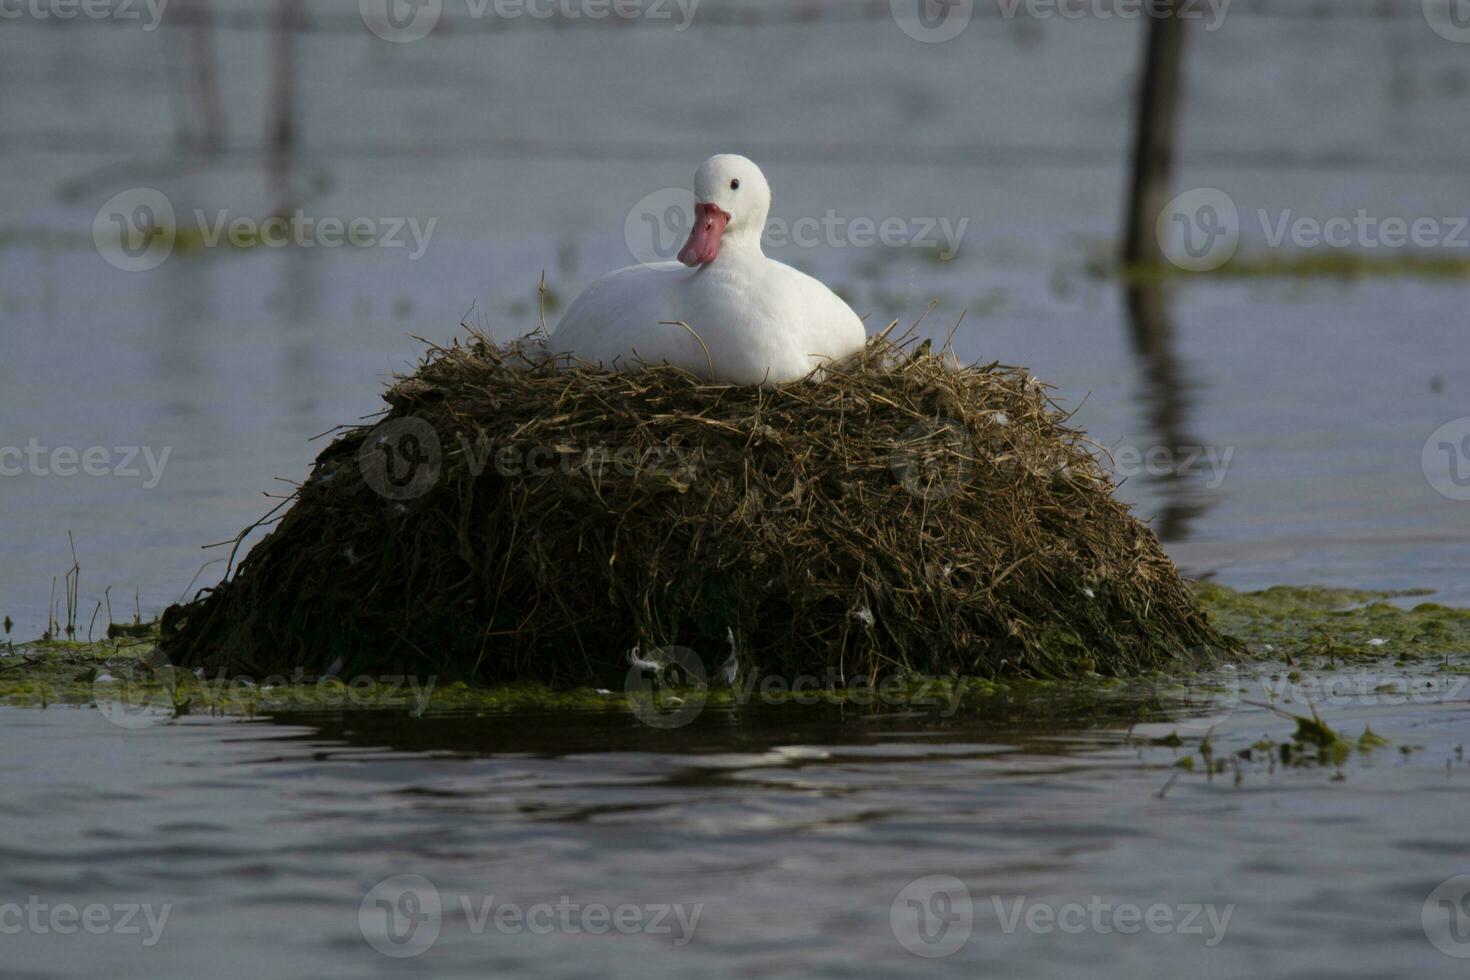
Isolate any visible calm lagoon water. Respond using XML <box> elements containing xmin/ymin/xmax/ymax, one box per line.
<box><xmin>7</xmin><ymin>672</ymin><xmax>1470</xmax><ymax>978</ymax></box>
<box><xmin>3</xmin><ymin>4</ymin><xmax>1470</xmax><ymax>977</ymax></box>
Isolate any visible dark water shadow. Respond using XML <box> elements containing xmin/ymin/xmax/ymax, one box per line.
<box><xmin>1123</xmin><ymin>280</ymin><xmax>1216</xmax><ymax>542</ymax></box>
<box><xmin>248</xmin><ymin>680</ymin><xmax>1203</xmax><ymax>762</ymax></box>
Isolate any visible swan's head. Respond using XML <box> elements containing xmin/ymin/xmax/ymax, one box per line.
<box><xmin>678</xmin><ymin>154</ymin><xmax>770</xmax><ymax>267</ymax></box>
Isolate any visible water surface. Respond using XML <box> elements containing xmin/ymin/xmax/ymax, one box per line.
<box><xmin>5</xmin><ymin>670</ymin><xmax>1470</xmax><ymax>977</ymax></box>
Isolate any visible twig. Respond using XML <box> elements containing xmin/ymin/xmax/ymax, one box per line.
<box><xmin>202</xmin><ymin>492</ymin><xmax>298</xmax><ymax>580</ymax></box>
<box><xmin>943</xmin><ymin>310</ymin><xmax>966</xmax><ymax>361</ymax></box>
<box><xmin>64</xmin><ymin>532</ymin><xmax>82</xmax><ymax>639</ymax></box>
<box><xmin>537</xmin><ymin>272</ymin><xmax>550</xmax><ymax>336</ymax></box>
<box><xmin>659</xmin><ymin>320</ymin><xmax>716</xmax><ymax>380</ymax></box>
<box><xmin>179</xmin><ymin>558</ymin><xmax>226</xmax><ymax>604</ymax></box>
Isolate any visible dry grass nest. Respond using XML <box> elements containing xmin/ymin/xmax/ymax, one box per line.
<box><xmin>160</xmin><ymin>330</ymin><xmax>1234</xmax><ymax>685</ymax></box>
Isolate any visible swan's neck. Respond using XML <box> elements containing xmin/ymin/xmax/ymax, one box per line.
<box><xmin>722</xmin><ymin>211</ymin><xmax>767</xmax><ymax>256</ymax></box>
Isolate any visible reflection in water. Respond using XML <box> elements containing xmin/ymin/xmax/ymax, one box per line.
<box><xmin>259</xmin><ymin>683</ymin><xmax>1198</xmax><ymax>762</ymax></box>
<box><xmin>265</xmin><ymin>0</ymin><xmax>302</xmax><ymax>214</ymax></box>
<box><xmin>1123</xmin><ymin>281</ymin><xmax>1214</xmax><ymax>542</ymax></box>
<box><xmin>178</xmin><ymin>0</ymin><xmax>227</xmax><ymax>156</ymax></box>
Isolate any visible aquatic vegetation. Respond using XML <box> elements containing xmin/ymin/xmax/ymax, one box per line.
<box><xmin>1114</xmin><ymin>250</ymin><xmax>1470</xmax><ymax>283</ymax></box>
<box><xmin>0</xmin><ymin>583</ymin><xmax>1467</xmax><ymax>747</ymax></box>
<box><xmin>1193</xmin><ymin>583</ymin><xmax>1470</xmax><ymax>662</ymax></box>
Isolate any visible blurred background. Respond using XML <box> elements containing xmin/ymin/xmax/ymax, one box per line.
<box><xmin>3</xmin><ymin>0</ymin><xmax>1469</xmax><ymax>635</ymax></box>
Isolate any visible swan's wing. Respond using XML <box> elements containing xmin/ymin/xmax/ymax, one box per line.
<box><xmin>763</xmin><ymin>260</ymin><xmax>868</xmax><ymax>367</ymax></box>
<box><xmin>551</xmin><ymin>263</ymin><xmax>707</xmax><ymax>370</ymax></box>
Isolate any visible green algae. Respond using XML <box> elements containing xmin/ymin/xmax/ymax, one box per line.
<box><xmin>1193</xmin><ymin>583</ymin><xmax>1470</xmax><ymax>663</ymax></box>
<box><xmin>1357</xmin><ymin>725</ymin><xmax>1389</xmax><ymax>750</ymax></box>
<box><xmin>0</xmin><ymin>632</ymin><xmax>1036</xmax><ymax>722</ymax></box>
<box><xmin>4</xmin><ymin>583</ymin><xmax>1470</xmax><ymax>724</ymax></box>
<box><xmin>1120</xmin><ymin>252</ymin><xmax>1470</xmax><ymax>284</ymax></box>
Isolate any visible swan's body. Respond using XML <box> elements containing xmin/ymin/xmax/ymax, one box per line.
<box><xmin>551</xmin><ymin>155</ymin><xmax>866</xmax><ymax>386</ymax></box>
<box><xmin>553</xmin><ymin>252</ymin><xmax>862</xmax><ymax>384</ymax></box>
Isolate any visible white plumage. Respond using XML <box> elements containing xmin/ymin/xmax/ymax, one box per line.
<box><xmin>551</xmin><ymin>154</ymin><xmax>867</xmax><ymax>386</ymax></box>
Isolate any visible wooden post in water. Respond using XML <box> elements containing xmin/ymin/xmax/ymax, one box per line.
<box><xmin>266</xmin><ymin>0</ymin><xmax>302</xmax><ymax>213</ymax></box>
<box><xmin>1122</xmin><ymin>0</ymin><xmax>1188</xmax><ymax>268</ymax></box>
<box><xmin>180</xmin><ymin>0</ymin><xmax>227</xmax><ymax>156</ymax></box>
<box><xmin>1121</xmin><ymin>0</ymin><xmax>1209</xmax><ymax>539</ymax></box>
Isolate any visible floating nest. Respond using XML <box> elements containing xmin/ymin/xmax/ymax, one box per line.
<box><xmin>160</xmin><ymin>332</ymin><xmax>1232</xmax><ymax>685</ymax></box>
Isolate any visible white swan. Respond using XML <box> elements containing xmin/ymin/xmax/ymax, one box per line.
<box><xmin>551</xmin><ymin>154</ymin><xmax>867</xmax><ymax>386</ymax></box>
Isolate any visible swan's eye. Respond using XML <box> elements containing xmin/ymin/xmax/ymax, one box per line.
<box><xmin>730</xmin><ymin>179</ymin><xmax>740</xmax><ymax>191</ymax></box>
